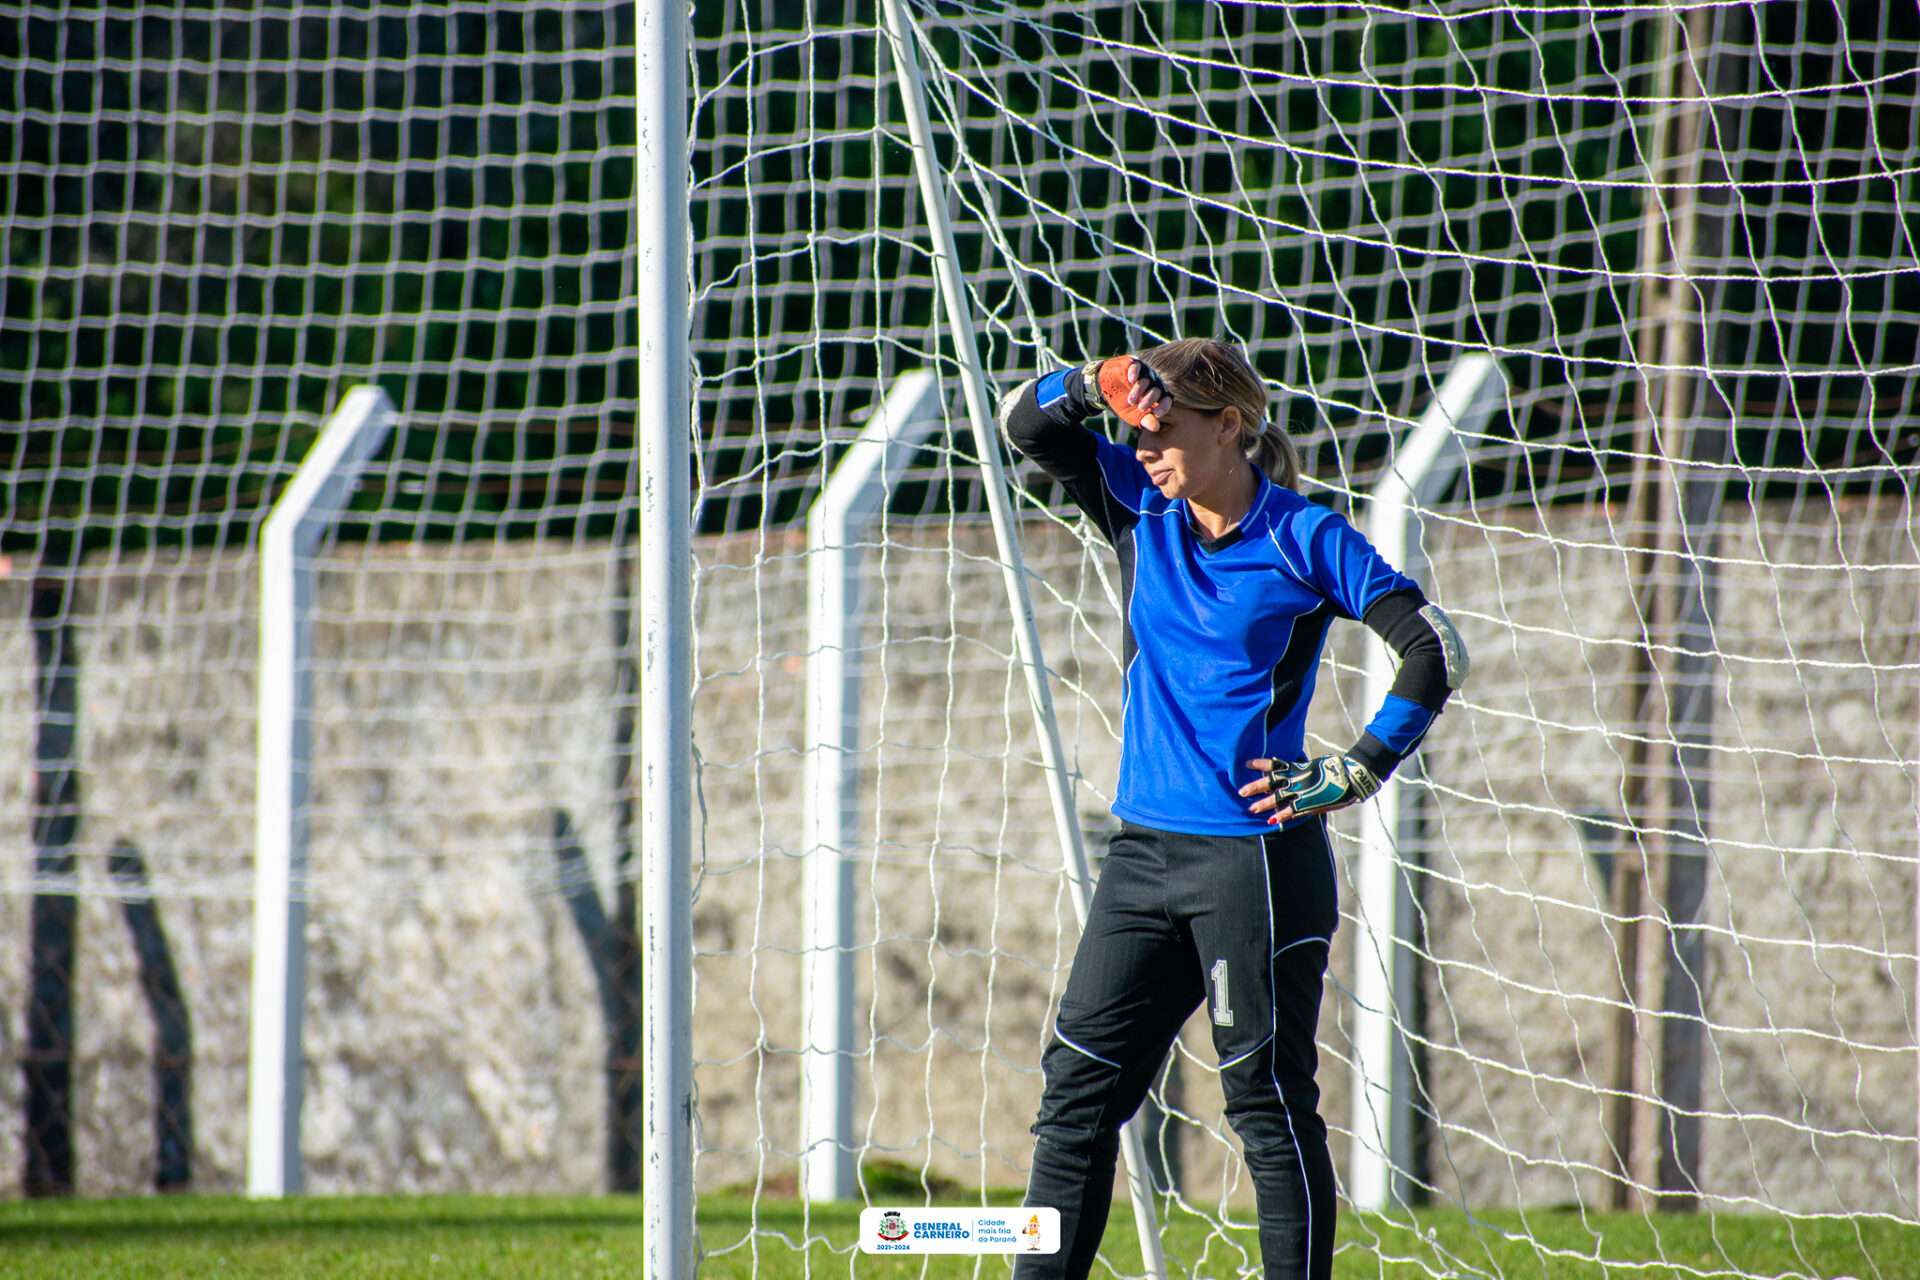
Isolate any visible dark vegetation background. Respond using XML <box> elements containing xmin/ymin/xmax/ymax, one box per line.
<box><xmin>3</xmin><ymin>0</ymin><xmax>1916</xmax><ymax>565</ymax></box>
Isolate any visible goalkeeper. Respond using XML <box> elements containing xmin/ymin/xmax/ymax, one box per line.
<box><xmin>996</xmin><ymin>339</ymin><xmax>1468</xmax><ymax>1280</ymax></box>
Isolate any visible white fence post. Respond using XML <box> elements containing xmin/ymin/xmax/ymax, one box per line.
<box><xmin>1349</xmin><ymin>354</ymin><xmax>1502</xmax><ymax>1211</ymax></box>
<box><xmin>637</xmin><ymin>0</ymin><xmax>695</xmax><ymax>1272</ymax></box>
<box><xmin>876</xmin><ymin>7</ymin><xmax>1166</xmax><ymax>1277</ymax></box>
<box><xmin>801</xmin><ymin>371</ymin><xmax>945</xmax><ymax>1203</ymax></box>
<box><xmin>249</xmin><ymin>386</ymin><xmax>396</xmax><ymax>1198</ymax></box>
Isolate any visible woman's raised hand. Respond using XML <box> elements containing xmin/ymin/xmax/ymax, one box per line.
<box><xmin>1085</xmin><ymin>357</ymin><xmax>1171</xmax><ymax>429</ymax></box>
<box><xmin>1124</xmin><ymin>359</ymin><xmax>1171</xmax><ymax>430</ymax></box>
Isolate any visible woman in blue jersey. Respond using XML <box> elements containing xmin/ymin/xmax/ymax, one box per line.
<box><xmin>996</xmin><ymin>339</ymin><xmax>1468</xmax><ymax>1280</ymax></box>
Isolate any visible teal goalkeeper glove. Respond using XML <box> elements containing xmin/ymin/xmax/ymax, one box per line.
<box><xmin>1267</xmin><ymin>754</ymin><xmax>1382</xmax><ymax>819</ymax></box>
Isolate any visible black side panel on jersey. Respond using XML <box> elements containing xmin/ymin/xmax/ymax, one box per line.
<box><xmin>1265</xmin><ymin>602</ymin><xmax>1334</xmax><ymax>733</ymax></box>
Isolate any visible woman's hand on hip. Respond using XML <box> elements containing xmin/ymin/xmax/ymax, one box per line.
<box><xmin>1240</xmin><ymin>754</ymin><xmax>1382</xmax><ymax>824</ymax></box>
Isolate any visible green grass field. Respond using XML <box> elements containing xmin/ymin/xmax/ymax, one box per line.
<box><xmin>0</xmin><ymin>1193</ymin><xmax>1909</xmax><ymax>1278</ymax></box>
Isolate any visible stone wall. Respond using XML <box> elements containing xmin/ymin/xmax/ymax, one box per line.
<box><xmin>1409</xmin><ymin>500</ymin><xmax>1920</xmax><ymax>1214</ymax></box>
<box><xmin>0</xmin><ymin>502</ymin><xmax>1914</xmax><ymax>1217</ymax></box>
<box><xmin>0</xmin><ymin>545</ymin><xmax>622</xmax><ymax>1195</ymax></box>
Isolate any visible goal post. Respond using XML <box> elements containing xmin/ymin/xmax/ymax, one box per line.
<box><xmin>801</xmin><ymin>369</ymin><xmax>945</xmax><ymax>1203</ymax></box>
<box><xmin>248</xmin><ymin>386</ymin><xmax>397</xmax><ymax>1199</ymax></box>
<box><xmin>636</xmin><ymin>0</ymin><xmax>695</xmax><ymax>1271</ymax></box>
<box><xmin>1348</xmin><ymin>353</ymin><xmax>1503</xmax><ymax>1212</ymax></box>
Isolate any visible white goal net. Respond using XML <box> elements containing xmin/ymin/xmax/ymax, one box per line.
<box><xmin>5</xmin><ymin>1</ymin><xmax>1920</xmax><ymax>1277</ymax></box>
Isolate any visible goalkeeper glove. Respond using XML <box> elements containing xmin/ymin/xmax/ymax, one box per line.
<box><xmin>1264</xmin><ymin>753</ymin><xmax>1382</xmax><ymax>820</ymax></box>
<box><xmin>1081</xmin><ymin>356</ymin><xmax>1170</xmax><ymax>427</ymax></box>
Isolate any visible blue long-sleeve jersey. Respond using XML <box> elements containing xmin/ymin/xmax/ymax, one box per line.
<box><xmin>1001</xmin><ymin>368</ymin><xmax>1464</xmax><ymax>835</ymax></box>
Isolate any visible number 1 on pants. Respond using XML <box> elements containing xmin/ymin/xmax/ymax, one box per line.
<box><xmin>1211</xmin><ymin>958</ymin><xmax>1233</xmax><ymax>1026</ymax></box>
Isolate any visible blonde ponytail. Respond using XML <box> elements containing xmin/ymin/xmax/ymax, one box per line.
<box><xmin>1247</xmin><ymin>417</ymin><xmax>1301</xmax><ymax>492</ymax></box>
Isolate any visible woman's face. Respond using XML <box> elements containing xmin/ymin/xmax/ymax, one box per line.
<box><xmin>1133</xmin><ymin>403</ymin><xmax>1242</xmax><ymax>503</ymax></box>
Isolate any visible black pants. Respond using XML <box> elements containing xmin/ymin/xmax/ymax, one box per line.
<box><xmin>1015</xmin><ymin>819</ymin><xmax>1339</xmax><ymax>1280</ymax></box>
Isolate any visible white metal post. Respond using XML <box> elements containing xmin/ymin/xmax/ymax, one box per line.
<box><xmin>876</xmin><ymin>8</ymin><xmax>1165</xmax><ymax>1277</ymax></box>
<box><xmin>1349</xmin><ymin>355</ymin><xmax>1502</xmax><ymax>1211</ymax></box>
<box><xmin>249</xmin><ymin>386</ymin><xmax>396</xmax><ymax>1198</ymax></box>
<box><xmin>802</xmin><ymin>371</ymin><xmax>944</xmax><ymax>1202</ymax></box>
<box><xmin>637</xmin><ymin>0</ymin><xmax>695</xmax><ymax>1273</ymax></box>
